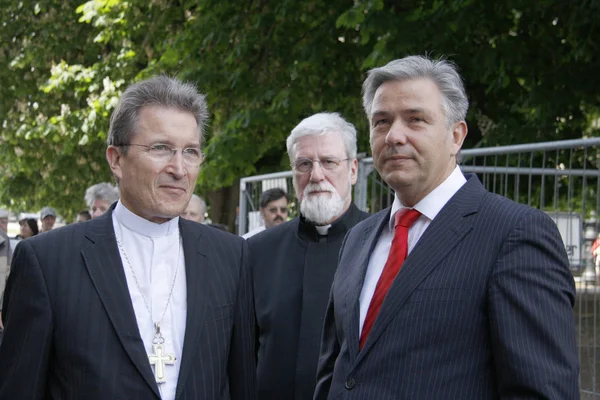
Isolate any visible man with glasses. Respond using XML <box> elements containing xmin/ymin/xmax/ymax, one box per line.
<box><xmin>248</xmin><ymin>112</ymin><xmax>369</xmax><ymax>399</ymax></box>
<box><xmin>242</xmin><ymin>188</ymin><xmax>290</xmax><ymax>239</ymax></box>
<box><xmin>0</xmin><ymin>76</ymin><xmax>256</xmax><ymax>400</ymax></box>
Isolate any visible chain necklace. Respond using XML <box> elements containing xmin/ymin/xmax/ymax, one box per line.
<box><xmin>115</xmin><ymin>231</ymin><xmax>181</xmax><ymax>383</ymax></box>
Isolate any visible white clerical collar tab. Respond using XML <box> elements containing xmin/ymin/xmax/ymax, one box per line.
<box><xmin>315</xmin><ymin>224</ymin><xmax>331</xmax><ymax>235</ymax></box>
<box><xmin>114</xmin><ymin>201</ymin><xmax>179</xmax><ymax>238</ymax></box>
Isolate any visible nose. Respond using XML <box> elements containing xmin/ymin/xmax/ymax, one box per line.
<box><xmin>309</xmin><ymin>161</ymin><xmax>325</xmax><ymax>182</ymax></box>
<box><xmin>385</xmin><ymin>121</ymin><xmax>408</xmax><ymax>147</ymax></box>
<box><xmin>165</xmin><ymin>149</ymin><xmax>187</xmax><ymax>178</ymax></box>
<box><xmin>92</xmin><ymin>209</ymin><xmax>103</xmax><ymax>218</ymax></box>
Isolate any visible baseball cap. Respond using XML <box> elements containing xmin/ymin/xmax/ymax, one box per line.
<box><xmin>40</xmin><ymin>206</ymin><xmax>56</xmax><ymax>219</ymax></box>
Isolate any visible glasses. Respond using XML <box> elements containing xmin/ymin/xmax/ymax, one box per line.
<box><xmin>292</xmin><ymin>157</ymin><xmax>349</xmax><ymax>173</ymax></box>
<box><xmin>266</xmin><ymin>206</ymin><xmax>288</xmax><ymax>214</ymax></box>
<box><xmin>121</xmin><ymin>143</ymin><xmax>204</xmax><ymax>166</ymax></box>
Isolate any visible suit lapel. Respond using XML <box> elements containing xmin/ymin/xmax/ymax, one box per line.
<box><xmin>81</xmin><ymin>212</ymin><xmax>160</xmax><ymax>398</ymax></box>
<box><xmin>175</xmin><ymin>220</ymin><xmax>209</xmax><ymax>399</ymax></box>
<box><xmin>356</xmin><ymin>175</ymin><xmax>485</xmax><ymax>360</ymax></box>
<box><xmin>345</xmin><ymin>210</ymin><xmax>390</xmax><ymax>360</ymax></box>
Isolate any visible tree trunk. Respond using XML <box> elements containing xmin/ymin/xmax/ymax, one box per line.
<box><xmin>206</xmin><ymin>181</ymin><xmax>240</xmax><ymax>234</ymax></box>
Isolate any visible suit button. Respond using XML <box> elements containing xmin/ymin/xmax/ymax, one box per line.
<box><xmin>345</xmin><ymin>378</ymin><xmax>356</xmax><ymax>390</ymax></box>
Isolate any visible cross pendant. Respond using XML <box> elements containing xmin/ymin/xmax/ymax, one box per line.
<box><xmin>148</xmin><ymin>343</ymin><xmax>176</xmax><ymax>383</ymax></box>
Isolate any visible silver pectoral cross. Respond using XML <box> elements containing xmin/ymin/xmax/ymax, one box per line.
<box><xmin>149</xmin><ymin>344</ymin><xmax>176</xmax><ymax>383</ymax></box>
<box><xmin>148</xmin><ymin>323</ymin><xmax>176</xmax><ymax>383</ymax></box>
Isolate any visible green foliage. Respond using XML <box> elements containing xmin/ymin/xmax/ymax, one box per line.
<box><xmin>1</xmin><ymin>0</ymin><xmax>599</xmax><ymax>219</ymax></box>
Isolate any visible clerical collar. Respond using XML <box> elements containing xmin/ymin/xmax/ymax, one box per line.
<box><xmin>315</xmin><ymin>225</ymin><xmax>331</xmax><ymax>235</ymax></box>
<box><xmin>114</xmin><ymin>201</ymin><xmax>180</xmax><ymax>238</ymax></box>
<box><xmin>298</xmin><ymin>203</ymin><xmax>359</xmax><ymax>241</ymax></box>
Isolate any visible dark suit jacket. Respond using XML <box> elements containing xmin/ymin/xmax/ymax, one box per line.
<box><xmin>314</xmin><ymin>174</ymin><xmax>579</xmax><ymax>399</ymax></box>
<box><xmin>249</xmin><ymin>204</ymin><xmax>368</xmax><ymax>400</ymax></box>
<box><xmin>0</xmin><ymin>209</ymin><xmax>256</xmax><ymax>400</ymax></box>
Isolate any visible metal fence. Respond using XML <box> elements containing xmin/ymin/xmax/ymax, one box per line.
<box><xmin>238</xmin><ymin>137</ymin><xmax>600</xmax><ymax>396</ymax></box>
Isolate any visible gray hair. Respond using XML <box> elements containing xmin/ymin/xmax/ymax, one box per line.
<box><xmin>107</xmin><ymin>75</ymin><xmax>209</xmax><ymax>150</ymax></box>
<box><xmin>362</xmin><ymin>55</ymin><xmax>469</xmax><ymax>127</ymax></box>
<box><xmin>286</xmin><ymin>112</ymin><xmax>357</xmax><ymax>162</ymax></box>
<box><xmin>84</xmin><ymin>182</ymin><xmax>120</xmax><ymax>209</ymax></box>
<box><xmin>190</xmin><ymin>194</ymin><xmax>206</xmax><ymax>214</ymax></box>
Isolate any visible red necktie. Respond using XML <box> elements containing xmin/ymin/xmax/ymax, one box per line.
<box><xmin>359</xmin><ymin>208</ymin><xmax>421</xmax><ymax>350</ymax></box>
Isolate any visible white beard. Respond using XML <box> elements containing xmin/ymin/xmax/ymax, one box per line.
<box><xmin>299</xmin><ymin>180</ymin><xmax>350</xmax><ymax>225</ymax></box>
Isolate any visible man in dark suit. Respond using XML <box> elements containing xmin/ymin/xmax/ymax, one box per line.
<box><xmin>249</xmin><ymin>112</ymin><xmax>369</xmax><ymax>399</ymax></box>
<box><xmin>314</xmin><ymin>56</ymin><xmax>579</xmax><ymax>399</ymax></box>
<box><xmin>0</xmin><ymin>76</ymin><xmax>256</xmax><ymax>399</ymax></box>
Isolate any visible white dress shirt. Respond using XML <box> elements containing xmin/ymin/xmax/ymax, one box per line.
<box><xmin>113</xmin><ymin>201</ymin><xmax>187</xmax><ymax>400</ymax></box>
<box><xmin>242</xmin><ymin>225</ymin><xmax>265</xmax><ymax>239</ymax></box>
<box><xmin>358</xmin><ymin>166</ymin><xmax>466</xmax><ymax>334</ymax></box>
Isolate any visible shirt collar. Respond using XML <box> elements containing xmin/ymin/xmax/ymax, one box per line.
<box><xmin>315</xmin><ymin>225</ymin><xmax>331</xmax><ymax>235</ymax></box>
<box><xmin>389</xmin><ymin>165</ymin><xmax>466</xmax><ymax>230</ymax></box>
<box><xmin>114</xmin><ymin>200</ymin><xmax>180</xmax><ymax>238</ymax></box>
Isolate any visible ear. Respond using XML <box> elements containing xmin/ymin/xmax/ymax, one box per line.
<box><xmin>450</xmin><ymin>121</ymin><xmax>468</xmax><ymax>156</ymax></box>
<box><xmin>106</xmin><ymin>146</ymin><xmax>124</xmax><ymax>182</ymax></box>
<box><xmin>350</xmin><ymin>158</ymin><xmax>358</xmax><ymax>185</ymax></box>
<box><xmin>259</xmin><ymin>207</ymin><xmax>266</xmax><ymax>219</ymax></box>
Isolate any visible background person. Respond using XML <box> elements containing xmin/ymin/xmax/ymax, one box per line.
<box><xmin>85</xmin><ymin>182</ymin><xmax>120</xmax><ymax>218</ymax></box>
<box><xmin>77</xmin><ymin>210</ymin><xmax>92</xmax><ymax>222</ymax></box>
<box><xmin>0</xmin><ymin>209</ymin><xmax>8</xmax><ymax>234</ymax></box>
<box><xmin>180</xmin><ymin>194</ymin><xmax>206</xmax><ymax>223</ymax></box>
<box><xmin>39</xmin><ymin>206</ymin><xmax>56</xmax><ymax>232</ymax></box>
<box><xmin>18</xmin><ymin>218</ymin><xmax>39</xmax><ymax>239</ymax></box>
<box><xmin>592</xmin><ymin>233</ymin><xmax>600</xmax><ymax>277</ymax></box>
<box><xmin>242</xmin><ymin>188</ymin><xmax>290</xmax><ymax>239</ymax></box>
<box><xmin>0</xmin><ymin>228</ymin><xmax>12</xmax><ymax>341</ymax></box>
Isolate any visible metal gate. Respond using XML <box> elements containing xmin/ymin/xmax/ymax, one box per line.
<box><xmin>238</xmin><ymin>137</ymin><xmax>600</xmax><ymax>396</ymax></box>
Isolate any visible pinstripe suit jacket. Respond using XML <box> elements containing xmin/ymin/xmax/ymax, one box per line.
<box><xmin>0</xmin><ymin>209</ymin><xmax>256</xmax><ymax>400</ymax></box>
<box><xmin>314</xmin><ymin>174</ymin><xmax>579</xmax><ymax>399</ymax></box>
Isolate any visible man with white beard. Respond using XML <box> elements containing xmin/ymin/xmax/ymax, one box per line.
<box><xmin>248</xmin><ymin>112</ymin><xmax>369</xmax><ymax>400</ymax></box>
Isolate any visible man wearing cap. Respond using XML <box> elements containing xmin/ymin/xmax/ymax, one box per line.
<box><xmin>39</xmin><ymin>206</ymin><xmax>56</xmax><ymax>232</ymax></box>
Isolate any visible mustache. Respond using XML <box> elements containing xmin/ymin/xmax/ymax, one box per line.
<box><xmin>304</xmin><ymin>182</ymin><xmax>336</xmax><ymax>194</ymax></box>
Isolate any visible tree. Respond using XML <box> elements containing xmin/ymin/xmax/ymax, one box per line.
<box><xmin>1</xmin><ymin>0</ymin><xmax>599</xmax><ymax>225</ymax></box>
<box><xmin>0</xmin><ymin>0</ymin><xmax>185</xmax><ymax>219</ymax></box>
